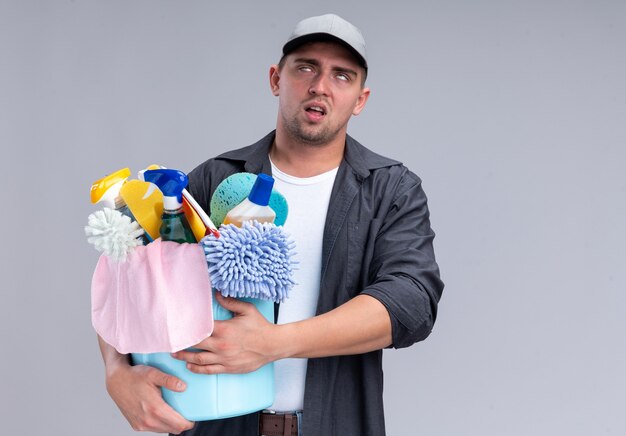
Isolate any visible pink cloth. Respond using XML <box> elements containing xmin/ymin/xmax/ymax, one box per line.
<box><xmin>91</xmin><ymin>239</ymin><xmax>213</xmax><ymax>354</ymax></box>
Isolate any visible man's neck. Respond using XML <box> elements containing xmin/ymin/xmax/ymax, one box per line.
<box><xmin>270</xmin><ymin>130</ymin><xmax>345</xmax><ymax>178</ymax></box>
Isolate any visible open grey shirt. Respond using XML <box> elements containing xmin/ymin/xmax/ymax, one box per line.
<box><xmin>182</xmin><ymin>131</ymin><xmax>444</xmax><ymax>436</ymax></box>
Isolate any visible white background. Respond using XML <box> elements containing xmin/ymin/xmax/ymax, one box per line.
<box><xmin>1</xmin><ymin>1</ymin><xmax>624</xmax><ymax>435</ymax></box>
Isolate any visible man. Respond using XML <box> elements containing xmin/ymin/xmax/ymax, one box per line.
<box><xmin>99</xmin><ymin>14</ymin><xmax>443</xmax><ymax>436</ymax></box>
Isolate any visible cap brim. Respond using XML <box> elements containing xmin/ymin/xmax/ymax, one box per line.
<box><xmin>282</xmin><ymin>33</ymin><xmax>368</xmax><ymax>70</ymax></box>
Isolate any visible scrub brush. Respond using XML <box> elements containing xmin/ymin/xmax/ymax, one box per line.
<box><xmin>85</xmin><ymin>207</ymin><xmax>145</xmax><ymax>261</ymax></box>
<box><xmin>201</xmin><ymin>221</ymin><xmax>296</xmax><ymax>302</ymax></box>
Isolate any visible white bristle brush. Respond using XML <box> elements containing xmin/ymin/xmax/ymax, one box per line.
<box><xmin>85</xmin><ymin>207</ymin><xmax>144</xmax><ymax>261</ymax></box>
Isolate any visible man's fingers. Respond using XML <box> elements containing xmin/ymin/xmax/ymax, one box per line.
<box><xmin>215</xmin><ymin>292</ymin><xmax>253</xmax><ymax>314</ymax></box>
<box><xmin>152</xmin><ymin>406</ymin><xmax>195</xmax><ymax>434</ymax></box>
<box><xmin>167</xmin><ymin>420</ymin><xmax>195</xmax><ymax>435</ymax></box>
<box><xmin>148</xmin><ymin>367</ymin><xmax>186</xmax><ymax>392</ymax></box>
<box><xmin>146</xmin><ymin>377</ymin><xmax>195</xmax><ymax>433</ymax></box>
<box><xmin>172</xmin><ymin>350</ymin><xmax>220</xmax><ymax>366</ymax></box>
<box><xmin>108</xmin><ymin>364</ymin><xmax>194</xmax><ymax>433</ymax></box>
<box><xmin>132</xmin><ymin>401</ymin><xmax>194</xmax><ymax>434</ymax></box>
<box><xmin>186</xmin><ymin>363</ymin><xmax>227</xmax><ymax>375</ymax></box>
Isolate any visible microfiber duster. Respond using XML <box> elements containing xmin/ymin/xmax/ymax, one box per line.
<box><xmin>201</xmin><ymin>221</ymin><xmax>296</xmax><ymax>302</ymax></box>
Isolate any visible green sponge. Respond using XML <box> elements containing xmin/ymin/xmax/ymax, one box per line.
<box><xmin>210</xmin><ymin>172</ymin><xmax>289</xmax><ymax>227</ymax></box>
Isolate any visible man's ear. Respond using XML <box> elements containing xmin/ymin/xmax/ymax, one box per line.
<box><xmin>269</xmin><ymin>65</ymin><xmax>280</xmax><ymax>96</ymax></box>
<box><xmin>352</xmin><ymin>87</ymin><xmax>371</xmax><ymax>116</ymax></box>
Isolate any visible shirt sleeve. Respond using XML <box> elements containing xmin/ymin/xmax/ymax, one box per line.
<box><xmin>360</xmin><ymin>173</ymin><xmax>444</xmax><ymax>349</ymax></box>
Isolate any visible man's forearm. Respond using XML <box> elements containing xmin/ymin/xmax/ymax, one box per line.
<box><xmin>98</xmin><ymin>335</ymin><xmax>130</xmax><ymax>375</ymax></box>
<box><xmin>275</xmin><ymin>294</ymin><xmax>392</xmax><ymax>360</ymax></box>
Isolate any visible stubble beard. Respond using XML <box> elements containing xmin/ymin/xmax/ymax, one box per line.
<box><xmin>281</xmin><ymin>111</ymin><xmax>343</xmax><ymax>147</ymax></box>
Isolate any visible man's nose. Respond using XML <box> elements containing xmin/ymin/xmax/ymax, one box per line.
<box><xmin>308</xmin><ymin>74</ymin><xmax>329</xmax><ymax>96</ymax></box>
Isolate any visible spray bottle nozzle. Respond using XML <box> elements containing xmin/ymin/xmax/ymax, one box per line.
<box><xmin>143</xmin><ymin>169</ymin><xmax>189</xmax><ymax>210</ymax></box>
<box><xmin>90</xmin><ymin>167</ymin><xmax>132</xmax><ymax>208</ymax></box>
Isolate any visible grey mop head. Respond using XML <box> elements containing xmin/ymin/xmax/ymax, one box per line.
<box><xmin>201</xmin><ymin>221</ymin><xmax>296</xmax><ymax>302</ymax></box>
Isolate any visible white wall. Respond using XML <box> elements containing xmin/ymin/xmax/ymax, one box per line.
<box><xmin>1</xmin><ymin>1</ymin><xmax>624</xmax><ymax>434</ymax></box>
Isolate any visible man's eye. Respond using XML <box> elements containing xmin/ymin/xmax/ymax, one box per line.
<box><xmin>336</xmin><ymin>73</ymin><xmax>349</xmax><ymax>81</ymax></box>
<box><xmin>298</xmin><ymin>66</ymin><xmax>313</xmax><ymax>72</ymax></box>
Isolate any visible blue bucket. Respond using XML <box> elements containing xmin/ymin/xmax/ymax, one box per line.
<box><xmin>131</xmin><ymin>292</ymin><xmax>275</xmax><ymax>421</ymax></box>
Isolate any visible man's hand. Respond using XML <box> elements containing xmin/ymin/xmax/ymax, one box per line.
<box><xmin>172</xmin><ymin>293</ymin><xmax>392</xmax><ymax>374</ymax></box>
<box><xmin>105</xmin><ymin>363</ymin><xmax>194</xmax><ymax>434</ymax></box>
<box><xmin>172</xmin><ymin>293</ymin><xmax>279</xmax><ymax>375</ymax></box>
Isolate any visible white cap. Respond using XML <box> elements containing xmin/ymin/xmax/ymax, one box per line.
<box><xmin>282</xmin><ymin>14</ymin><xmax>368</xmax><ymax>70</ymax></box>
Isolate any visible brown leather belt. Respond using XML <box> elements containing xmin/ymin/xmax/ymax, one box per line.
<box><xmin>259</xmin><ymin>411</ymin><xmax>299</xmax><ymax>436</ymax></box>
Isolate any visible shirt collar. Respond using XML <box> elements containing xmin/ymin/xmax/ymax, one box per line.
<box><xmin>214</xmin><ymin>130</ymin><xmax>400</xmax><ymax>179</ymax></box>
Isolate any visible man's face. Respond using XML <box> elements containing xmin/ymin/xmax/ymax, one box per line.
<box><xmin>270</xmin><ymin>41</ymin><xmax>370</xmax><ymax>147</ymax></box>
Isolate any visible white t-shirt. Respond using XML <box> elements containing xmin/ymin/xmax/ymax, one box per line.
<box><xmin>269</xmin><ymin>158</ymin><xmax>338</xmax><ymax>412</ymax></box>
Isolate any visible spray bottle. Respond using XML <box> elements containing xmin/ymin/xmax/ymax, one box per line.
<box><xmin>143</xmin><ymin>168</ymin><xmax>197</xmax><ymax>244</ymax></box>
<box><xmin>90</xmin><ymin>167</ymin><xmax>150</xmax><ymax>245</ymax></box>
<box><xmin>223</xmin><ymin>173</ymin><xmax>276</xmax><ymax>227</ymax></box>
<box><xmin>139</xmin><ymin>164</ymin><xmax>220</xmax><ymax>239</ymax></box>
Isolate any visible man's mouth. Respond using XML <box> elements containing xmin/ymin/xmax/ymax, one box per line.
<box><xmin>305</xmin><ymin>104</ymin><xmax>327</xmax><ymax>117</ymax></box>
<box><xmin>306</xmin><ymin>106</ymin><xmax>326</xmax><ymax>115</ymax></box>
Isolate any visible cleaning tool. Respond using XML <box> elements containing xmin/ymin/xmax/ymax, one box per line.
<box><xmin>130</xmin><ymin>222</ymin><xmax>295</xmax><ymax>420</ymax></box>
<box><xmin>131</xmin><ymin>183</ymin><xmax>296</xmax><ymax>421</ymax></box>
<box><xmin>92</xmin><ymin>239</ymin><xmax>213</xmax><ymax>354</ymax></box>
<box><xmin>143</xmin><ymin>169</ymin><xmax>196</xmax><ymax>243</ymax></box>
<box><xmin>90</xmin><ymin>167</ymin><xmax>131</xmax><ymax>208</ymax></box>
<box><xmin>139</xmin><ymin>165</ymin><xmax>220</xmax><ymax>240</ymax></box>
<box><xmin>90</xmin><ymin>167</ymin><xmax>149</xmax><ymax>245</ymax></box>
<box><xmin>119</xmin><ymin>180</ymin><xmax>163</xmax><ymax>242</ymax></box>
<box><xmin>85</xmin><ymin>208</ymin><xmax>144</xmax><ymax>261</ymax></box>
<box><xmin>182</xmin><ymin>190</ymin><xmax>220</xmax><ymax>240</ymax></box>
<box><xmin>131</xmin><ymin>292</ymin><xmax>274</xmax><ymax>421</ymax></box>
<box><xmin>223</xmin><ymin>174</ymin><xmax>276</xmax><ymax>226</ymax></box>
<box><xmin>202</xmin><ymin>221</ymin><xmax>296</xmax><ymax>302</ymax></box>
<box><xmin>209</xmin><ymin>172</ymin><xmax>289</xmax><ymax>227</ymax></box>
<box><xmin>88</xmin><ymin>169</ymin><xmax>295</xmax><ymax>421</ymax></box>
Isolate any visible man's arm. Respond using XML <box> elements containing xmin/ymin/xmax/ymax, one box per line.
<box><xmin>98</xmin><ymin>336</ymin><xmax>195</xmax><ymax>433</ymax></box>
<box><xmin>174</xmin><ymin>167</ymin><xmax>442</xmax><ymax>375</ymax></box>
<box><xmin>359</xmin><ymin>172</ymin><xmax>443</xmax><ymax>349</ymax></box>
<box><xmin>172</xmin><ymin>292</ymin><xmax>391</xmax><ymax>375</ymax></box>
<box><xmin>281</xmin><ymin>293</ymin><xmax>392</xmax><ymax>358</ymax></box>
